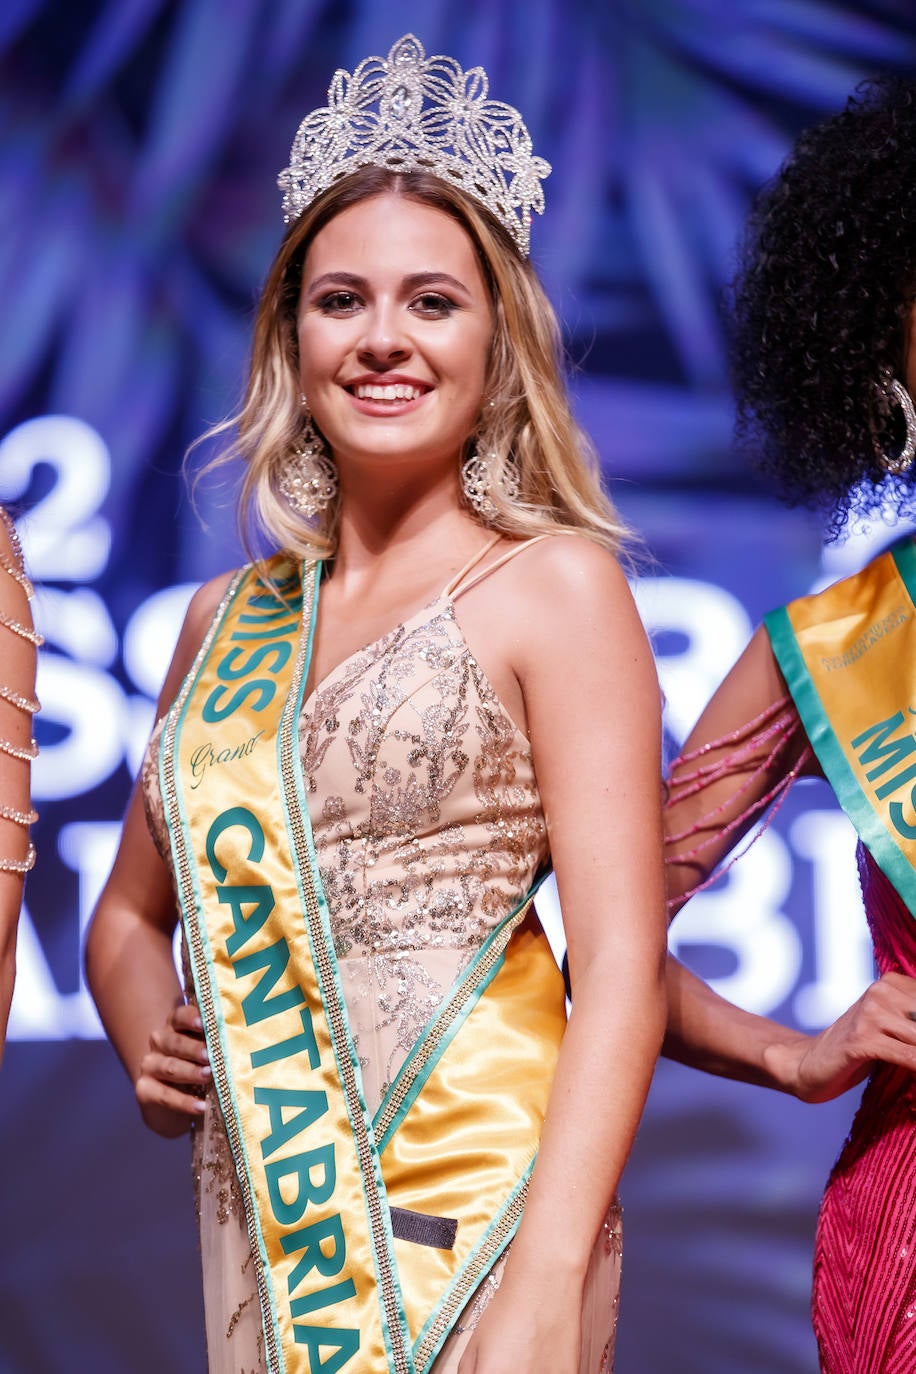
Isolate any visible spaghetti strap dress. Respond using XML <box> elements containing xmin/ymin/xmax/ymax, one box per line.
<box><xmin>142</xmin><ymin>535</ymin><xmax>622</xmax><ymax>1373</ymax></box>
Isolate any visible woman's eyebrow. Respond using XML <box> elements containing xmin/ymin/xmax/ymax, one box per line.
<box><xmin>305</xmin><ymin>271</ymin><xmax>367</xmax><ymax>293</ymax></box>
<box><xmin>402</xmin><ymin>271</ymin><xmax>470</xmax><ymax>294</ymax></box>
<box><xmin>305</xmin><ymin>270</ymin><xmax>471</xmax><ymax>295</ymax></box>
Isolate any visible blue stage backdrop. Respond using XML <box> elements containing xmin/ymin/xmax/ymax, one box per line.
<box><xmin>2</xmin><ymin>4</ymin><xmax>916</xmax><ymax>1372</ymax></box>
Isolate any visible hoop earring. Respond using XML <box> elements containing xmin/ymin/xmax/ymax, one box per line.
<box><xmin>279</xmin><ymin>410</ymin><xmax>338</xmax><ymax>516</ymax></box>
<box><xmin>461</xmin><ymin>445</ymin><xmax>521</xmax><ymax>521</ymax></box>
<box><xmin>875</xmin><ymin>368</ymin><xmax>916</xmax><ymax>475</ymax></box>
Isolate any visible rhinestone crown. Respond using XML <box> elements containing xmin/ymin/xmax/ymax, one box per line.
<box><xmin>278</xmin><ymin>34</ymin><xmax>550</xmax><ymax>256</ymax></box>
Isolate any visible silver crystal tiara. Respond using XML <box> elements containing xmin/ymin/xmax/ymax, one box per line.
<box><xmin>278</xmin><ymin>34</ymin><xmax>550</xmax><ymax>257</ymax></box>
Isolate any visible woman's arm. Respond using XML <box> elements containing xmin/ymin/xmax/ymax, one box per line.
<box><xmin>0</xmin><ymin>514</ymin><xmax>38</xmax><ymax>1063</ymax></box>
<box><xmin>665</xmin><ymin>625</ymin><xmax>816</xmax><ymax>914</ymax></box>
<box><xmin>663</xmin><ymin>623</ymin><xmax>916</xmax><ymax>1100</ymax></box>
<box><xmin>665</xmin><ymin>955</ymin><xmax>916</xmax><ymax>1100</ymax></box>
<box><xmin>85</xmin><ymin>573</ymin><xmax>232</xmax><ymax>1134</ymax></box>
<box><xmin>461</xmin><ymin>538</ymin><xmax>668</xmax><ymax>1374</ymax></box>
<box><xmin>663</xmin><ymin>625</ymin><xmax>816</xmax><ymax>1089</ymax></box>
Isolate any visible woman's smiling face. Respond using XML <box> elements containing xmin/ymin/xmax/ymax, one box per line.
<box><xmin>297</xmin><ymin>191</ymin><xmax>494</xmax><ymax>477</ymax></box>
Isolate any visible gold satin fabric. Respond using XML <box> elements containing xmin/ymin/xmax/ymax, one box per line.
<box><xmin>769</xmin><ymin>540</ymin><xmax>916</xmax><ymax>910</ymax></box>
<box><xmin>382</xmin><ymin>908</ymin><xmax>566</xmax><ymax>1363</ymax></box>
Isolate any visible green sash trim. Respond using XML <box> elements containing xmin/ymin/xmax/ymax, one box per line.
<box><xmin>412</xmin><ymin>1166</ymin><xmax>534</xmax><ymax>1373</ymax></box>
<box><xmin>765</xmin><ymin>536</ymin><xmax>916</xmax><ymax>914</ymax></box>
<box><xmin>159</xmin><ymin>568</ymin><xmax>291</xmax><ymax>1366</ymax></box>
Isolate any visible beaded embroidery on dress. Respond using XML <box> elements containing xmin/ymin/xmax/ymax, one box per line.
<box><xmin>142</xmin><ymin>542</ymin><xmax>622</xmax><ymax>1373</ymax></box>
<box><xmin>299</xmin><ymin>597</ymin><xmax>548</xmax><ymax>1099</ymax></box>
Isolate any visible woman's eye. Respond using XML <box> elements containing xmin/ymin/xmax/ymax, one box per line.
<box><xmin>411</xmin><ymin>293</ymin><xmax>456</xmax><ymax>317</ymax></box>
<box><xmin>318</xmin><ymin>291</ymin><xmax>361</xmax><ymax>314</ymax></box>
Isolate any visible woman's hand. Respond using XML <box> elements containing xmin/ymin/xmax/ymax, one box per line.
<box><xmin>135</xmin><ymin>1001</ymin><xmax>210</xmax><ymax>1136</ymax></box>
<box><xmin>772</xmin><ymin>972</ymin><xmax>916</xmax><ymax>1103</ymax></box>
<box><xmin>456</xmin><ymin>1269</ymin><xmax>581</xmax><ymax>1374</ymax></box>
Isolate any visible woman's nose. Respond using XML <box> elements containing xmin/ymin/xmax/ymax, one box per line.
<box><xmin>356</xmin><ymin>302</ymin><xmax>411</xmax><ymax>367</ymax></box>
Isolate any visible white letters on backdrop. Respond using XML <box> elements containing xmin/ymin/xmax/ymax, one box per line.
<box><xmin>0</xmin><ymin>415</ymin><xmax>872</xmax><ymax>1040</ymax></box>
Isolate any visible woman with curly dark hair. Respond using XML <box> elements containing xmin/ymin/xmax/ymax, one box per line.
<box><xmin>663</xmin><ymin>77</ymin><xmax>916</xmax><ymax>1372</ymax></box>
<box><xmin>732</xmin><ymin>75</ymin><xmax>916</xmax><ymax>528</ymax></box>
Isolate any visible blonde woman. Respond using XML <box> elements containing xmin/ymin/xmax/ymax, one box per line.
<box><xmin>0</xmin><ymin>508</ymin><xmax>39</xmax><ymax>1062</ymax></box>
<box><xmin>86</xmin><ymin>37</ymin><xmax>666</xmax><ymax>1374</ymax></box>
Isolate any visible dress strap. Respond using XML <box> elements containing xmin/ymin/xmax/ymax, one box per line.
<box><xmin>448</xmin><ymin>534</ymin><xmax>553</xmax><ymax>600</ymax></box>
<box><xmin>441</xmin><ymin>533</ymin><xmax>502</xmax><ymax>597</ymax></box>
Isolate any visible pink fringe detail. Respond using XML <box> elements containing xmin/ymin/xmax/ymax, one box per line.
<box><xmin>665</xmin><ymin>696</ymin><xmax>813</xmax><ymax>909</ymax></box>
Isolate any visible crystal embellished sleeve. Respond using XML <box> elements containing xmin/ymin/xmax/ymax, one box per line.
<box><xmin>0</xmin><ymin>509</ymin><xmax>41</xmax><ymax>874</ymax></box>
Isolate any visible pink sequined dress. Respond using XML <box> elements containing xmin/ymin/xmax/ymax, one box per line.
<box><xmin>811</xmin><ymin>843</ymin><xmax>916</xmax><ymax>1373</ymax></box>
<box><xmin>143</xmin><ymin>539</ymin><xmax>622</xmax><ymax>1374</ymax></box>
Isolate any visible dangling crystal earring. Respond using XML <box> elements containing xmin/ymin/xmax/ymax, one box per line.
<box><xmin>874</xmin><ymin>368</ymin><xmax>916</xmax><ymax>475</ymax></box>
<box><xmin>461</xmin><ymin>446</ymin><xmax>521</xmax><ymax>520</ymax></box>
<box><xmin>279</xmin><ymin>408</ymin><xmax>338</xmax><ymax>516</ymax></box>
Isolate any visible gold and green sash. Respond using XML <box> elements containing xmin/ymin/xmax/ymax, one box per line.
<box><xmin>159</xmin><ymin>557</ymin><xmax>566</xmax><ymax>1374</ymax></box>
<box><xmin>765</xmin><ymin>536</ymin><xmax>916</xmax><ymax>912</ymax></box>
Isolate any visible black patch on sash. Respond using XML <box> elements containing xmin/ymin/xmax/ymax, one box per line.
<box><xmin>389</xmin><ymin>1205</ymin><xmax>458</xmax><ymax>1250</ymax></box>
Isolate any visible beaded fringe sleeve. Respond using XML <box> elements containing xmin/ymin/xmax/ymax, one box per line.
<box><xmin>0</xmin><ymin>510</ymin><xmax>41</xmax><ymax>873</ymax></box>
<box><xmin>664</xmin><ymin>696</ymin><xmax>813</xmax><ymax>913</ymax></box>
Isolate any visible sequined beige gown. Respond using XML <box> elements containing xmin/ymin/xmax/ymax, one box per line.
<box><xmin>144</xmin><ymin>540</ymin><xmax>622</xmax><ymax>1373</ymax></box>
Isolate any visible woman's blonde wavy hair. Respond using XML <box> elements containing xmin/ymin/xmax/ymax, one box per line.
<box><xmin>196</xmin><ymin>166</ymin><xmax>630</xmax><ymax>560</ymax></box>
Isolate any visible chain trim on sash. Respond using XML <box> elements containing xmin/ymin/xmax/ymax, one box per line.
<box><xmin>157</xmin><ymin>570</ymin><xmax>292</xmax><ymax>1373</ymax></box>
<box><xmin>415</xmin><ymin>1176</ymin><xmax>530</xmax><ymax>1371</ymax></box>
<box><xmin>278</xmin><ymin>563</ymin><xmax>413</xmax><ymax>1374</ymax></box>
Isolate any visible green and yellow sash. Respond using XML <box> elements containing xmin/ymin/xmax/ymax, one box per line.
<box><xmin>159</xmin><ymin>557</ymin><xmax>566</xmax><ymax>1374</ymax></box>
<box><xmin>765</xmin><ymin>536</ymin><xmax>916</xmax><ymax>912</ymax></box>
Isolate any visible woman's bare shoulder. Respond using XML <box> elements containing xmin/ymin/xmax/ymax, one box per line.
<box><xmin>499</xmin><ymin>532</ymin><xmax>630</xmax><ymax>609</ymax></box>
<box><xmin>155</xmin><ymin>568</ymin><xmax>239</xmax><ymax>713</ymax></box>
<box><xmin>501</xmin><ymin>534</ymin><xmax>638</xmax><ymax>648</ymax></box>
<box><xmin>183</xmin><ymin>569</ymin><xmax>238</xmax><ymax>636</ymax></box>
<box><xmin>687</xmin><ymin>623</ymin><xmax>792</xmax><ymax>746</ymax></box>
